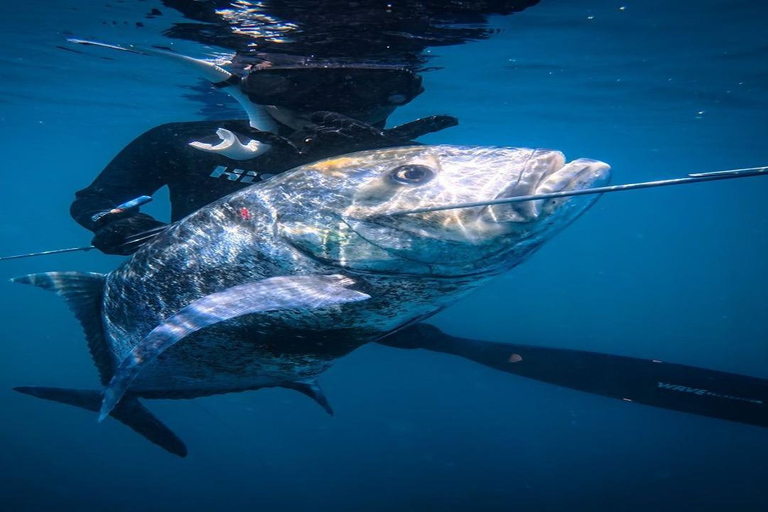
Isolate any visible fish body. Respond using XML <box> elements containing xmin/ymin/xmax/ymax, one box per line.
<box><xmin>14</xmin><ymin>145</ymin><xmax>610</xmax><ymax>455</ymax></box>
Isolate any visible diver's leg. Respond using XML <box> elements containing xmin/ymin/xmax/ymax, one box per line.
<box><xmin>379</xmin><ymin>324</ymin><xmax>768</xmax><ymax>429</ymax></box>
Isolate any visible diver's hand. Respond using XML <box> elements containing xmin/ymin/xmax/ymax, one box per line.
<box><xmin>92</xmin><ymin>214</ymin><xmax>167</xmax><ymax>255</ymax></box>
<box><xmin>294</xmin><ymin>112</ymin><xmax>459</xmax><ymax>156</ymax></box>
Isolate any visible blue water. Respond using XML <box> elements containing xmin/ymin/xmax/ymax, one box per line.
<box><xmin>1</xmin><ymin>1</ymin><xmax>767</xmax><ymax>510</ymax></box>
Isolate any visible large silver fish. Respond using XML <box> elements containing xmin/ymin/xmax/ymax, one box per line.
<box><xmin>13</xmin><ymin>145</ymin><xmax>610</xmax><ymax>456</ymax></box>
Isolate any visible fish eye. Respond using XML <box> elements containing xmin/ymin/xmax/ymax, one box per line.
<box><xmin>390</xmin><ymin>164</ymin><xmax>435</xmax><ymax>185</ymax></box>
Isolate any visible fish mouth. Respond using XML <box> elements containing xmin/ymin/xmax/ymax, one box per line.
<box><xmin>484</xmin><ymin>149</ymin><xmax>611</xmax><ymax>223</ymax></box>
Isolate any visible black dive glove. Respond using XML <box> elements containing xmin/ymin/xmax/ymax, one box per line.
<box><xmin>245</xmin><ymin>112</ymin><xmax>459</xmax><ymax>160</ymax></box>
<box><xmin>295</xmin><ymin>111</ymin><xmax>459</xmax><ymax>155</ymax></box>
<box><xmin>91</xmin><ymin>213</ymin><xmax>167</xmax><ymax>255</ymax></box>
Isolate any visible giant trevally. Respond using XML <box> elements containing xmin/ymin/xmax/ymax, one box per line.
<box><xmin>13</xmin><ymin>145</ymin><xmax>609</xmax><ymax>456</ymax></box>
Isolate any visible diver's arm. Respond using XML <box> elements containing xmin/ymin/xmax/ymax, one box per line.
<box><xmin>70</xmin><ymin>123</ymin><xmax>182</xmax><ymax>231</ymax></box>
<box><xmin>70</xmin><ymin>124</ymin><xmax>181</xmax><ymax>254</ymax></box>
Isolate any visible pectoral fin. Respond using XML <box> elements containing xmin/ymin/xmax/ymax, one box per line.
<box><xmin>100</xmin><ymin>275</ymin><xmax>369</xmax><ymax>421</ymax></box>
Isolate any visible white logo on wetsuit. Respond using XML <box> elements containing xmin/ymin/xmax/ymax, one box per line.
<box><xmin>209</xmin><ymin>165</ymin><xmax>275</xmax><ymax>183</ymax></box>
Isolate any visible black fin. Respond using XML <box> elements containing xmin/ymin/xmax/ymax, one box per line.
<box><xmin>13</xmin><ymin>387</ymin><xmax>187</xmax><ymax>457</ymax></box>
<box><xmin>11</xmin><ymin>272</ymin><xmax>113</xmax><ymax>385</ymax></box>
<box><xmin>285</xmin><ymin>381</ymin><xmax>334</xmax><ymax>416</ymax></box>
<box><xmin>384</xmin><ymin>325</ymin><xmax>768</xmax><ymax>429</ymax></box>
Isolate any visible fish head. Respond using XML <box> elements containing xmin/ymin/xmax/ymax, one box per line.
<box><xmin>269</xmin><ymin>145</ymin><xmax>610</xmax><ymax>276</ymax></box>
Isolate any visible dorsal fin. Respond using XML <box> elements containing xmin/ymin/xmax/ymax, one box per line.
<box><xmin>12</xmin><ymin>272</ymin><xmax>114</xmax><ymax>384</ymax></box>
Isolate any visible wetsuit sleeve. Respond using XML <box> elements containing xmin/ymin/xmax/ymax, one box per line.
<box><xmin>70</xmin><ymin>123</ymin><xmax>182</xmax><ymax>232</ymax></box>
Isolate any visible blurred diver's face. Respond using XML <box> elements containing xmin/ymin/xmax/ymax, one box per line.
<box><xmin>241</xmin><ymin>65</ymin><xmax>423</xmax><ymax>130</ymax></box>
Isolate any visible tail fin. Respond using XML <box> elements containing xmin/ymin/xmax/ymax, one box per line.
<box><xmin>11</xmin><ymin>272</ymin><xmax>114</xmax><ymax>385</ymax></box>
<box><xmin>14</xmin><ymin>387</ymin><xmax>187</xmax><ymax>457</ymax></box>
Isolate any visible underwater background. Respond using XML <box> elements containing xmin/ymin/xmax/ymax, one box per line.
<box><xmin>1</xmin><ymin>1</ymin><xmax>767</xmax><ymax>510</ymax></box>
